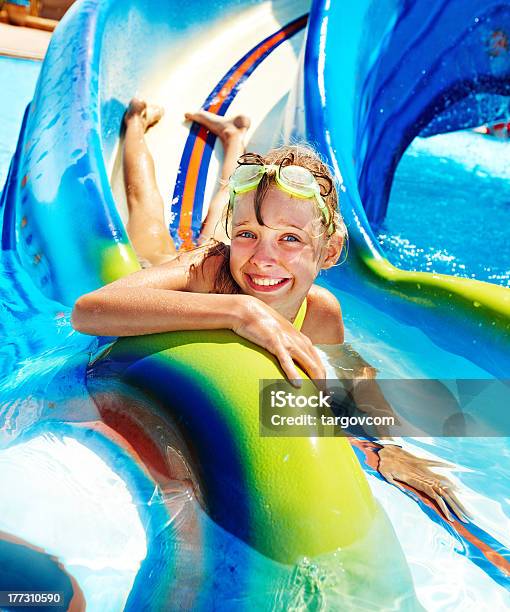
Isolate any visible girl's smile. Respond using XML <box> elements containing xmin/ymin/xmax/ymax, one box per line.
<box><xmin>244</xmin><ymin>274</ymin><xmax>291</xmax><ymax>292</ymax></box>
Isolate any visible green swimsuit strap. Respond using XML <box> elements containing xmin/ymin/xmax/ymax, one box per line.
<box><xmin>292</xmin><ymin>298</ymin><xmax>308</xmax><ymax>331</ymax></box>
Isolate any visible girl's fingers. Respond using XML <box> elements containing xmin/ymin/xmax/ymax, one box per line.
<box><xmin>271</xmin><ymin>329</ymin><xmax>326</xmax><ymax>385</ymax></box>
<box><xmin>276</xmin><ymin>346</ymin><xmax>323</xmax><ymax>386</ymax></box>
<box><xmin>299</xmin><ymin>337</ymin><xmax>324</xmax><ymax>373</ymax></box>
<box><xmin>276</xmin><ymin>349</ymin><xmax>302</xmax><ymax>387</ymax></box>
<box><xmin>291</xmin><ymin>347</ymin><xmax>325</xmax><ymax>380</ymax></box>
<box><xmin>434</xmin><ymin>485</ymin><xmax>470</xmax><ymax>523</ymax></box>
<box><xmin>384</xmin><ymin>473</ymin><xmax>406</xmax><ymax>492</ymax></box>
<box><xmin>408</xmin><ymin>477</ymin><xmax>457</xmax><ymax>523</ymax></box>
<box><xmin>431</xmin><ymin>491</ymin><xmax>455</xmax><ymax>523</ymax></box>
<box><xmin>422</xmin><ymin>469</ymin><xmax>470</xmax><ymax>522</ymax></box>
<box><xmin>378</xmin><ymin>451</ymin><xmax>470</xmax><ymax>524</ymax></box>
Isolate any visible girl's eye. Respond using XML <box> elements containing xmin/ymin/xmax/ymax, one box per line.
<box><xmin>237</xmin><ymin>230</ymin><xmax>256</xmax><ymax>239</ymax></box>
<box><xmin>281</xmin><ymin>234</ymin><xmax>300</xmax><ymax>243</ymax></box>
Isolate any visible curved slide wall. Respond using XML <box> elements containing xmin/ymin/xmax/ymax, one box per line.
<box><xmin>304</xmin><ymin>0</ymin><xmax>510</xmax><ymax>377</ymax></box>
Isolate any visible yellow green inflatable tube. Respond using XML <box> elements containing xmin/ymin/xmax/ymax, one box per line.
<box><xmin>90</xmin><ymin>328</ymin><xmax>376</xmax><ymax>564</ymax></box>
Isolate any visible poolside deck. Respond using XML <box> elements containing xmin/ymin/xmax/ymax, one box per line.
<box><xmin>0</xmin><ymin>22</ymin><xmax>51</xmax><ymax>60</ymax></box>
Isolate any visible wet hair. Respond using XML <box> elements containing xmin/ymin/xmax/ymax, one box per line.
<box><xmin>195</xmin><ymin>240</ymin><xmax>241</xmax><ymax>295</ymax></box>
<box><xmin>195</xmin><ymin>143</ymin><xmax>347</xmax><ymax>294</ymax></box>
<box><xmin>225</xmin><ymin>144</ymin><xmax>346</xmax><ymax>240</ymax></box>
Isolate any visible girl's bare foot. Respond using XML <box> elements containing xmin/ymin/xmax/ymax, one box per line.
<box><xmin>184</xmin><ymin>109</ymin><xmax>250</xmax><ymax>142</ymax></box>
<box><xmin>124</xmin><ymin>98</ymin><xmax>164</xmax><ymax>132</ymax></box>
<box><xmin>185</xmin><ymin>109</ymin><xmax>251</xmax><ymax>246</ymax></box>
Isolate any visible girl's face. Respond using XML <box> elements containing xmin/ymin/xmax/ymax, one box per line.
<box><xmin>229</xmin><ymin>186</ymin><xmax>341</xmax><ymax>320</ymax></box>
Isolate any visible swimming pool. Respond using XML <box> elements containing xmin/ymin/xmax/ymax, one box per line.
<box><xmin>1</xmin><ymin>3</ymin><xmax>510</xmax><ymax>609</ymax></box>
<box><xmin>380</xmin><ymin>130</ymin><xmax>510</xmax><ymax>287</ymax></box>
<box><xmin>0</xmin><ymin>57</ymin><xmax>41</xmax><ymax>188</ymax></box>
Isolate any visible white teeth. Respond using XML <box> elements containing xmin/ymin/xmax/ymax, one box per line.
<box><xmin>250</xmin><ymin>276</ymin><xmax>286</xmax><ymax>286</ymax></box>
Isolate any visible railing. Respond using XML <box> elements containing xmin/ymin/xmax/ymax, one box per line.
<box><xmin>0</xmin><ymin>0</ymin><xmax>76</xmax><ymax>29</ymax></box>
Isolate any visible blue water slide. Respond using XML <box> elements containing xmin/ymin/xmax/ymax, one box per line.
<box><xmin>308</xmin><ymin>0</ymin><xmax>510</xmax><ymax>226</ymax></box>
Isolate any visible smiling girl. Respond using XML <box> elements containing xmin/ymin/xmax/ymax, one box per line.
<box><xmin>71</xmin><ymin>99</ymin><xmax>468</xmax><ymax>522</ymax></box>
<box><xmin>71</xmin><ymin>99</ymin><xmax>345</xmax><ymax>382</ymax></box>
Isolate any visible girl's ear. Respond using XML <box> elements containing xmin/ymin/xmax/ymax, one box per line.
<box><xmin>321</xmin><ymin>233</ymin><xmax>344</xmax><ymax>270</ymax></box>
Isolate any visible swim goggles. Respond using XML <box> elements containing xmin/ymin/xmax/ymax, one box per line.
<box><xmin>229</xmin><ymin>153</ymin><xmax>335</xmax><ymax>236</ymax></box>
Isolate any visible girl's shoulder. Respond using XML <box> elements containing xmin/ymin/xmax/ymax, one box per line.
<box><xmin>301</xmin><ymin>284</ymin><xmax>344</xmax><ymax>344</ymax></box>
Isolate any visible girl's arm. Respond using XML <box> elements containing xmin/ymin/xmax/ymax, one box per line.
<box><xmin>72</xmin><ymin>286</ymin><xmax>248</xmax><ymax>337</ymax></box>
<box><xmin>71</xmin><ymin>252</ymin><xmax>326</xmax><ymax>382</ymax></box>
<box><xmin>71</xmin><ymin>251</ymin><xmax>238</xmax><ymax>336</ymax></box>
<box><xmin>328</xmin><ymin>345</ymin><xmax>469</xmax><ymax>523</ymax></box>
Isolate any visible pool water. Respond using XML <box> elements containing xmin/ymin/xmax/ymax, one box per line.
<box><xmin>0</xmin><ymin>57</ymin><xmax>41</xmax><ymax>188</ymax></box>
<box><xmin>380</xmin><ymin>130</ymin><xmax>510</xmax><ymax>286</ymax></box>
<box><xmin>1</xmin><ymin>55</ymin><xmax>510</xmax><ymax>610</ymax></box>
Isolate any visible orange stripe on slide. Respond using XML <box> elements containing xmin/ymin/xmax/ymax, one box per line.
<box><xmin>207</xmin><ymin>29</ymin><xmax>289</xmax><ymax>114</ymax></box>
<box><xmin>179</xmin><ymin>126</ymin><xmax>210</xmax><ymax>248</ymax></box>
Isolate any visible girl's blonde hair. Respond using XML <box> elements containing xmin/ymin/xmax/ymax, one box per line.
<box><xmin>224</xmin><ymin>144</ymin><xmax>346</xmax><ymax>241</ymax></box>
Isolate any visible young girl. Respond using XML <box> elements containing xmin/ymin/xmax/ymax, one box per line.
<box><xmin>72</xmin><ymin>99</ymin><xmax>468</xmax><ymax>523</ymax></box>
<box><xmin>72</xmin><ymin>99</ymin><xmax>345</xmax><ymax>383</ymax></box>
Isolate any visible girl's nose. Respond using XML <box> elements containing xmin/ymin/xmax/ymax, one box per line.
<box><xmin>249</xmin><ymin>238</ymin><xmax>278</xmax><ymax>267</ymax></box>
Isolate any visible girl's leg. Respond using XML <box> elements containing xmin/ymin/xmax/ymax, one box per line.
<box><xmin>123</xmin><ymin>99</ymin><xmax>177</xmax><ymax>266</ymax></box>
<box><xmin>184</xmin><ymin>111</ymin><xmax>250</xmax><ymax>244</ymax></box>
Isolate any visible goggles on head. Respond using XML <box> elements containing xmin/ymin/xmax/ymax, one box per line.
<box><xmin>228</xmin><ymin>153</ymin><xmax>335</xmax><ymax>236</ymax></box>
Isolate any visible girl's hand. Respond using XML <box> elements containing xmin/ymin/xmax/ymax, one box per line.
<box><xmin>232</xmin><ymin>296</ymin><xmax>326</xmax><ymax>385</ymax></box>
<box><xmin>377</xmin><ymin>445</ymin><xmax>470</xmax><ymax>523</ymax></box>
